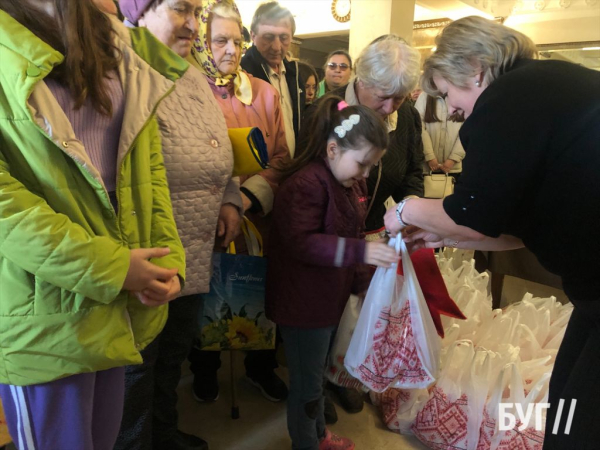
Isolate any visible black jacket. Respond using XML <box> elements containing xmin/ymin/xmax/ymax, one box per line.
<box><xmin>301</xmin><ymin>85</ymin><xmax>424</xmax><ymax>231</ymax></box>
<box><xmin>241</xmin><ymin>45</ymin><xmax>305</xmax><ymax>139</ymax></box>
<box><xmin>444</xmin><ymin>59</ymin><xmax>600</xmax><ymax>300</ymax></box>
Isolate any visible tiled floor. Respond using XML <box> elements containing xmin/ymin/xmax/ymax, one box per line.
<box><xmin>175</xmin><ymin>275</ymin><xmax>568</xmax><ymax>450</ymax></box>
<box><xmin>176</xmin><ymin>356</ymin><xmax>429</xmax><ymax>450</ymax></box>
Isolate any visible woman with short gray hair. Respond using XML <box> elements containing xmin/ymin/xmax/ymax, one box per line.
<box><xmin>303</xmin><ymin>35</ymin><xmax>424</xmax><ymax>234</ymax></box>
<box><xmin>385</xmin><ymin>16</ymin><xmax>600</xmax><ymax>449</ymax></box>
<box><xmin>354</xmin><ymin>35</ymin><xmax>420</xmax><ymax>102</ymax></box>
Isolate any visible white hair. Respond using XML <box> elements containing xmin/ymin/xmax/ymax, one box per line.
<box><xmin>355</xmin><ymin>35</ymin><xmax>421</xmax><ymax>98</ymax></box>
<box><xmin>210</xmin><ymin>3</ymin><xmax>242</xmax><ymax>29</ymax></box>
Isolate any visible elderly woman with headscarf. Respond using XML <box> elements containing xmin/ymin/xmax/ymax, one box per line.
<box><xmin>117</xmin><ymin>0</ymin><xmax>243</xmax><ymax>448</ymax></box>
<box><xmin>384</xmin><ymin>16</ymin><xmax>600</xmax><ymax>449</ymax></box>
<box><xmin>186</xmin><ymin>0</ymin><xmax>292</xmax><ymax>408</ymax></box>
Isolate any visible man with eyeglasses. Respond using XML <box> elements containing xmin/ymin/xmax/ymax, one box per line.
<box><xmin>241</xmin><ymin>1</ymin><xmax>305</xmax><ymax>159</ymax></box>
<box><xmin>317</xmin><ymin>50</ymin><xmax>353</xmax><ymax>99</ymax></box>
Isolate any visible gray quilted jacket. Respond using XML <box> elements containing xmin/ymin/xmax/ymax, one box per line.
<box><xmin>158</xmin><ymin>66</ymin><xmax>242</xmax><ymax>295</ymax></box>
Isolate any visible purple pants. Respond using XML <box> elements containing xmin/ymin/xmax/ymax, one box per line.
<box><xmin>0</xmin><ymin>366</ymin><xmax>125</xmax><ymax>450</ymax></box>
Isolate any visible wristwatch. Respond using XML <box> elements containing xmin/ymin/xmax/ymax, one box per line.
<box><xmin>395</xmin><ymin>198</ymin><xmax>412</xmax><ymax>228</ymax></box>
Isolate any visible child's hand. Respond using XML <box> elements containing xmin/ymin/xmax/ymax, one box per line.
<box><xmin>364</xmin><ymin>242</ymin><xmax>397</xmax><ymax>267</ymax></box>
<box><xmin>134</xmin><ymin>275</ymin><xmax>181</xmax><ymax>307</ymax></box>
<box><xmin>123</xmin><ymin>247</ymin><xmax>179</xmax><ymax>294</ymax></box>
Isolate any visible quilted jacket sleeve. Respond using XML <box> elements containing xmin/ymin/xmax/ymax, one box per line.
<box><xmin>273</xmin><ymin>174</ymin><xmax>366</xmax><ymax>267</ymax></box>
<box><xmin>222</xmin><ymin>176</ymin><xmax>243</xmax><ymax>212</ymax></box>
<box><xmin>448</xmin><ymin>133</ymin><xmax>466</xmax><ymax>164</ymax></box>
<box><xmin>147</xmin><ymin>119</ymin><xmax>186</xmax><ymax>283</ymax></box>
<box><xmin>0</xmin><ymin>150</ymin><xmax>130</xmax><ymax>304</ymax></box>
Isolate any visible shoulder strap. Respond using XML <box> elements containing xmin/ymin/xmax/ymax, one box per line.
<box><xmin>366</xmin><ymin>161</ymin><xmax>383</xmax><ymax>218</ymax></box>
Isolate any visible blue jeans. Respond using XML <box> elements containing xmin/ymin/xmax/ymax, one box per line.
<box><xmin>280</xmin><ymin>325</ymin><xmax>336</xmax><ymax>450</ymax></box>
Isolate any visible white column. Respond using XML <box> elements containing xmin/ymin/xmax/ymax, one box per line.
<box><xmin>349</xmin><ymin>0</ymin><xmax>416</xmax><ymax>59</ymax></box>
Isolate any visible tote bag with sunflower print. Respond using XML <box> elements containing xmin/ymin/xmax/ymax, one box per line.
<box><xmin>198</xmin><ymin>218</ymin><xmax>275</xmax><ymax>351</ymax></box>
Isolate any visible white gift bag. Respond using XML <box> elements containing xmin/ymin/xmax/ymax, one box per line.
<box><xmin>325</xmin><ymin>294</ymin><xmax>365</xmax><ymax>390</ymax></box>
<box><xmin>479</xmin><ymin>363</ymin><xmax>550</xmax><ymax>450</ymax></box>
<box><xmin>344</xmin><ymin>236</ymin><xmax>441</xmax><ymax>392</ymax></box>
<box><xmin>412</xmin><ymin>340</ymin><xmax>491</xmax><ymax>450</ymax></box>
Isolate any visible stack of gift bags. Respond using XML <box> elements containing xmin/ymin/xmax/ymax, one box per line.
<box><xmin>365</xmin><ymin>248</ymin><xmax>572</xmax><ymax>450</ymax></box>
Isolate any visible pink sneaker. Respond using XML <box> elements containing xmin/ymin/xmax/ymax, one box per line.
<box><xmin>318</xmin><ymin>429</ymin><xmax>355</xmax><ymax>450</ymax></box>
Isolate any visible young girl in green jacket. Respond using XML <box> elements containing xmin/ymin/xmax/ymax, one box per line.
<box><xmin>0</xmin><ymin>1</ymin><xmax>185</xmax><ymax>448</ymax></box>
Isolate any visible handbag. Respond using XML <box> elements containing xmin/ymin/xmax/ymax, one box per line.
<box><xmin>423</xmin><ymin>171</ymin><xmax>454</xmax><ymax>199</ymax></box>
<box><xmin>228</xmin><ymin>127</ymin><xmax>269</xmax><ymax>177</ymax></box>
<box><xmin>198</xmin><ymin>217</ymin><xmax>275</xmax><ymax>351</ymax></box>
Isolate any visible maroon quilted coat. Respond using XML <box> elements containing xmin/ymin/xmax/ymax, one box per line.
<box><xmin>265</xmin><ymin>158</ymin><xmax>371</xmax><ymax>328</ymax></box>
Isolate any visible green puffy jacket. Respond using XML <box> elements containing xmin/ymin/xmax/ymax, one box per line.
<box><xmin>0</xmin><ymin>12</ymin><xmax>187</xmax><ymax>385</ymax></box>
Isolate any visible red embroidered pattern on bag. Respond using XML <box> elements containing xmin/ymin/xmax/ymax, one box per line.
<box><xmin>327</xmin><ymin>355</ymin><xmax>364</xmax><ymax>389</ymax></box>
<box><xmin>380</xmin><ymin>389</ymin><xmax>410</xmax><ymax>427</ymax></box>
<box><xmin>494</xmin><ymin>420</ymin><xmax>544</xmax><ymax>450</ymax></box>
<box><xmin>412</xmin><ymin>387</ymin><xmax>470</xmax><ymax>449</ymax></box>
<box><xmin>477</xmin><ymin>405</ymin><xmax>544</xmax><ymax>450</ymax></box>
<box><xmin>356</xmin><ymin>301</ymin><xmax>433</xmax><ymax>391</ymax></box>
<box><xmin>477</xmin><ymin>408</ymin><xmax>495</xmax><ymax>450</ymax></box>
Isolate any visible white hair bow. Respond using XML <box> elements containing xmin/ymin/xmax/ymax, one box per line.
<box><xmin>334</xmin><ymin>114</ymin><xmax>360</xmax><ymax>139</ymax></box>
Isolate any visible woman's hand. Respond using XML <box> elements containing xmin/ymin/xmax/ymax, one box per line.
<box><xmin>402</xmin><ymin>228</ymin><xmax>444</xmax><ymax>252</ymax></box>
<box><xmin>384</xmin><ymin>204</ymin><xmax>403</xmax><ymax>236</ymax></box>
<box><xmin>441</xmin><ymin>159</ymin><xmax>456</xmax><ymax>173</ymax></box>
<box><xmin>218</xmin><ymin>203</ymin><xmax>242</xmax><ymax>247</ymax></box>
<box><xmin>364</xmin><ymin>241</ymin><xmax>398</xmax><ymax>267</ymax></box>
<box><xmin>428</xmin><ymin>158</ymin><xmax>441</xmax><ymax>172</ymax></box>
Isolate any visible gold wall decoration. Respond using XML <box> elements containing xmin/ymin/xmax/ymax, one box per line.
<box><xmin>412</xmin><ymin>17</ymin><xmax>505</xmax><ymax>68</ymax></box>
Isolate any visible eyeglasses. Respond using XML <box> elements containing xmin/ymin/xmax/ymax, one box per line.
<box><xmin>327</xmin><ymin>62</ymin><xmax>350</xmax><ymax>71</ymax></box>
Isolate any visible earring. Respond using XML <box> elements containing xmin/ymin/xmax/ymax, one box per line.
<box><xmin>475</xmin><ymin>80</ymin><xmax>481</xmax><ymax>87</ymax></box>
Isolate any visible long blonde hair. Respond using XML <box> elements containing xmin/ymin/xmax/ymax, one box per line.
<box><xmin>421</xmin><ymin>16</ymin><xmax>537</xmax><ymax>96</ymax></box>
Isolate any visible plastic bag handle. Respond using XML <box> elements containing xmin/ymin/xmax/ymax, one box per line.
<box><xmin>437</xmin><ymin>339</ymin><xmax>474</xmax><ymax>387</ymax></box>
<box><xmin>395</xmin><ymin>232</ymin><xmax>415</xmax><ymax>275</ymax></box>
<box><xmin>225</xmin><ymin>217</ymin><xmax>263</xmax><ymax>257</ymax></box>
<box><xmin>524</xmin><ymin>371</ymin><xmax>551</xmax><ymax>406</ymax></box>
<box><xmin>241</xmin><ymin>217</ymin><xmax>263</xmax><ymax>257</ymax></box>
<box><xmin>488</xmin><ymin>362</ymin><xmax>525</xmax><ymax>418</ymax></box>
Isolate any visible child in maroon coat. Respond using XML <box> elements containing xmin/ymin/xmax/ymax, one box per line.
<box><xmin>266</xmin><ymin>97</ymin><xmax>397</xmax><ymax>450</ymax></box>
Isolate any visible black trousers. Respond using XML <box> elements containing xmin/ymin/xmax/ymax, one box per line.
<box><xmin>543</xmin><ymin>298</ymin><xmax>600</xmax><ymax>449</ymax></box>
<box><xmin>115</xmin><ymin>293</ymin><xmax>201</xmax><ymax>450</ymax></box>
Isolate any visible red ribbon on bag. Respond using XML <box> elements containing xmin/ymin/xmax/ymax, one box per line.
<box><xmin>397</xmin><ymin>248</ymin><xmax>466</xmax><ymax>338</ymax></box>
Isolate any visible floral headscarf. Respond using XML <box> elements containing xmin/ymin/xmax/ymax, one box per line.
<box><xmin>192</xmin><ymin>0</ymin><xmax>252</xmax><ymax>105</ymax></box>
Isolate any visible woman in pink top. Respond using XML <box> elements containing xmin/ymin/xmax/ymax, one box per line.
<box><xmin>188</xmin><ymin>0</ymin><xmax>291</xmax><ymax>406</ymax></box>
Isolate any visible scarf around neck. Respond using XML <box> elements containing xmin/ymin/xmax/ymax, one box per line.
<box><xmin>192</xmin><ymin>0</ymin><xmax>252</xmax><ymax>105</ymax></box>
